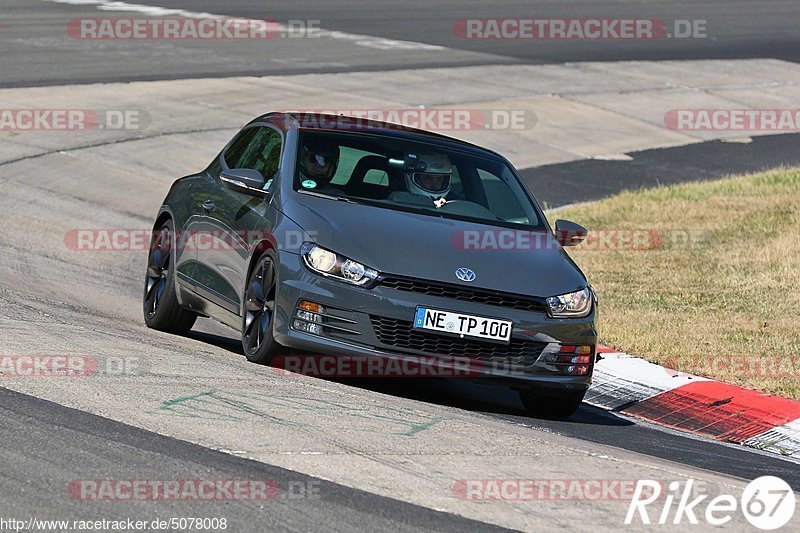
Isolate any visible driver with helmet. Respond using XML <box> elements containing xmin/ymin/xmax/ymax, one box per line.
<box><xmin>299</xmin><ymin>139</ymin><xmax>341</xmax><ymax>193</ymax></box>
<box><xmin>403</xmin><ymin>152</ymin><xmax>452</xmax><ymax>208</ymax></box>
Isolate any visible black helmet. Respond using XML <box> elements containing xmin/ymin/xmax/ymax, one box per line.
<box><xmin>300</xmin><ymin>140</ymin><xmax>340</xmax><ymax>184</ymax></box>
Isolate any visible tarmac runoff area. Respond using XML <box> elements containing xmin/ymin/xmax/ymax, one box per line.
<box><xmin>3</xmin><ymin>58</ymin><xmax>800</xmax><ymax>173</ymax></box>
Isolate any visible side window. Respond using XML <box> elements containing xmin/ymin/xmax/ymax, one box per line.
<box><xmin>237</xmin><ymin>128</ymin><xmax>282</xmax><ymax>179</ymax></box>
<box><xmin>224</xmin><ymin>127</ymin><xmax>283</xmax><ymax>180</ymax></box>
<box><xmin>223</xmin><ymin>128</ymin><xmax>258</xmax><ymax>169</ymax></box>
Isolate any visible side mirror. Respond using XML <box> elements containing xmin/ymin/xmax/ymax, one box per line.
<box><xmin>555</xmin><ymin>219</ymin><xmax>588</xmax><ymax>247</ymax></box>
<box><xmin>220</xmin><ymin>168</ymin><xmax>271</xmax><ymax>198</ymax></box>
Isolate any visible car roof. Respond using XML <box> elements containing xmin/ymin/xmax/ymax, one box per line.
<box><xmin>252</xmin><ymin>112</ymin><xmax>508</xmax><ymax>162</ymax></box>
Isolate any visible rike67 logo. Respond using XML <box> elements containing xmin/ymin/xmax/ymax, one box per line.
<box><xmin>626</xmin><ymin>476</ymin><xmax>796</xmax><ymax>529</ymax></box>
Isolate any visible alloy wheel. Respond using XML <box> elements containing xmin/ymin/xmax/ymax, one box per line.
<box><xmin>243</xmin><ymin>256</ymin><xmax>277</xmax><ymax>355</ymax></box>
<box><xmin>144</xmin><ymin>227</ymin><xmax>171</xmax><ymax>318</ymax></box>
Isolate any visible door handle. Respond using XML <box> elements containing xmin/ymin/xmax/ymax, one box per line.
<box><xmin>201</xmin><ymin>200</ymin><xmax>216</xmax><ymax>212</ymax></box>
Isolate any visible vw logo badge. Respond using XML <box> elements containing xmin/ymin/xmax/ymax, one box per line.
<box><xmin>455</xmin><ymin>267</ymin><xmax>476</xmax><ymax>282</ymax></box>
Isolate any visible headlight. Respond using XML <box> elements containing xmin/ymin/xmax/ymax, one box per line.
<box><xmin>546</xmin><ymin>287</ymin><xmax>593</xmax><ymax>318</ymax></box>
<box><xmin>306</xmin><ymin>245</ymin><xmax>337</xmax><ymax>272</ymax></box>
<box><xmin>300</xmin><ymin>243</ymin><xmax>379</xmax><ymax>286</ymax></box>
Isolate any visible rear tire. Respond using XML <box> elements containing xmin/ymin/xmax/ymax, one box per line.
<box><xmin>519</xmin><ymin>388</ymin><xmax>586</xmax><ymax>418</ymax></box>
<box><xmin>143</xmin><ymin>219</ymin><xmax>197</xmax><ymax>333</ymax></box>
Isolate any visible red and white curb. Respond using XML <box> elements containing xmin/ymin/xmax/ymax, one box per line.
<box><xmin>587</xmin><ymin>346</ymin><xmax>800</xmax><ymax>459</ymax></box>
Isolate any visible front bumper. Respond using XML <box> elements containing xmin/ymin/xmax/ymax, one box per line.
<box><xmin>273</xmin><ymin>252</ymin><xmax>597</xmax><ymax>391</ymax></box>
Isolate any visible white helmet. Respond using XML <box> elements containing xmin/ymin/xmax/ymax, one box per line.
<box><xmin>404</xmin><ymin>152</ymin><xmax>452</xmax><ymax>200</ymax></box>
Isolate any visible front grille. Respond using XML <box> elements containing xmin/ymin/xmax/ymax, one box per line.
<box><xmin>378</xmin><ymin>276</ymin><xmax>548</xmax><ymax>313</ymax></box>
<box><xmin>370</xmin><ymin>315</ymin><xmax>547</xmax><ymax>367</ymax></box>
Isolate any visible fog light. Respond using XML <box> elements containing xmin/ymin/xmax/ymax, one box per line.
<box><xmin>293</xmin><ymin>319</ymin><xmax>322</xmax><ymax>335</ymax></box>
<box><xmin>293</xmin><ymin>301</ymin><xmax>325</xmax><ymax>335</ymax></box>
<box><xmin>296</xmin><ymin>310</ymin><xmax>322</xmax><ymax>323</ymax></box>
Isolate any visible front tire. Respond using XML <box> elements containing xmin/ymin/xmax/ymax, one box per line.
<box><xmin>242</xmin><ymin>254</ymin><xmax>282</xmax><ymax>364</ymax></box>
<box><xmin>519</xmin><ymin>388</ymin><xmax>586</xmax><ymax>419</ymax></box>
<box><xmin>143</xmin><ymin>219</ymin><xmax>197</xmax><ymax>333</ymax></box>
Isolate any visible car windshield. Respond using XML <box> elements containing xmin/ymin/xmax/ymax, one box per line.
<box><xmin>294</xmin><ymin>130</ymin><xmax>544</xmax><ymax>230</ymax></box>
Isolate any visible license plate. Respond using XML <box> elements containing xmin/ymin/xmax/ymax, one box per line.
<box><xmin>413</xmin><ymin>307</ymin><xmax>512</xmax><ymax>343</ymax></box>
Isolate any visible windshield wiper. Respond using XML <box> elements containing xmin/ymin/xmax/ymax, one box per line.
<box><xmin>299</xmin><ymin>189</ymin><xmax>360</xmax><ymax>204</ymax></box>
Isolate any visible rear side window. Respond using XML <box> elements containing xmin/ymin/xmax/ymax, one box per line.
<box><xmin>224</xmin><ymin>127</ymin><xmax>283</xmax><ymax>179</ymax></box>
<box><xmin>223</xmin><ymin>128</ymin><xmax>258</xmax><ymax>169</ymax></box>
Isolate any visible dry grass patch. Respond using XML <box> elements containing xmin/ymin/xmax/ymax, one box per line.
<box><xmin>548</xmin><ymin>167</ymin><xmax>800</xmax><ymax>399</ymax></box>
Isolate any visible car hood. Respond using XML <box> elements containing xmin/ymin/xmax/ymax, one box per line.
<box><xmin>283</xmin><ymin>194</ymin><xmax>588</xmax><ymax>298</ymax></box>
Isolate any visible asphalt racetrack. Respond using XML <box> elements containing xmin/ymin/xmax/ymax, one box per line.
<box><xmin>1</xmin><ymin>1</ymin><xmax>799</xmax><ymax>531</ymax></box>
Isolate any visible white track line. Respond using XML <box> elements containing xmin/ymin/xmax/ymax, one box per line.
<box><xmin>43</xmin><ymin>0</ymin><xmax>445</xmax><ymax>51</ymax></box>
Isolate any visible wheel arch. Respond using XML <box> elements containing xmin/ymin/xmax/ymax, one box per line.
<box><xmin>153</xmin><ymin>206</ymin><xmax>175</xmax><ymax>230</ymax></box>
<box><xmin>240</xmin><ymin>239</ymin><xmax>278</xmax><ymax>317</ymax></box>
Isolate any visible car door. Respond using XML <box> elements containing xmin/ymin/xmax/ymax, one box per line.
<box><xmin>191</xmin><ymin>125</ymin><xmax>283</xmax><ymax>315</ymax></box>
